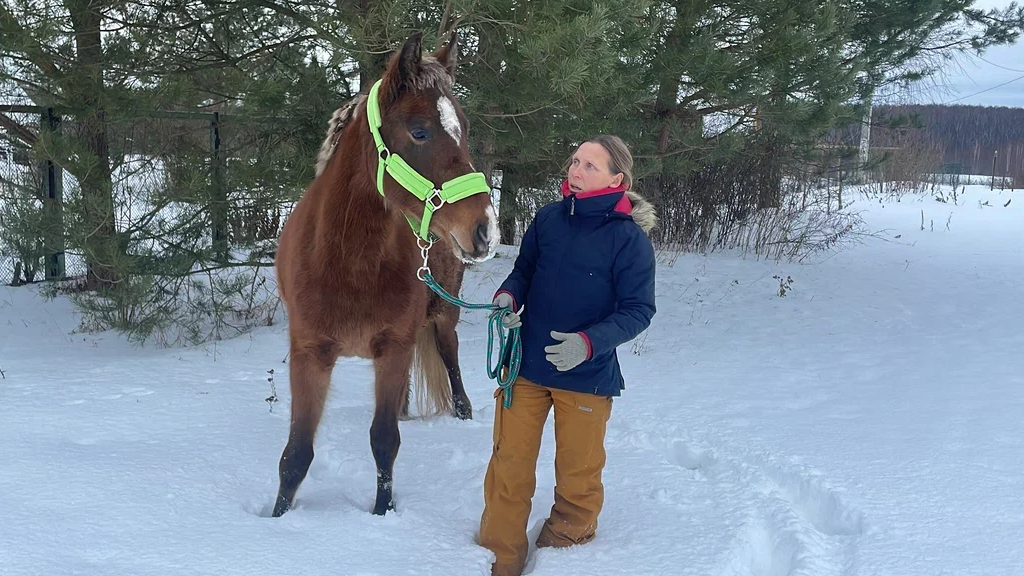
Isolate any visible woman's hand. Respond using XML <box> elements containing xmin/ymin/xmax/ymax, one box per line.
<box><xmin>545</xmin><ymin>331</ymin><xmax>589</xmax><ymax>371</ymax></box>
<box><xmin>494</xmin><ymin>293</ymin><xmax>522</xmax><ymax>329</ymax></box>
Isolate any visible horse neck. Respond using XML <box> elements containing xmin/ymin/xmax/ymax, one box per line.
<box><xmin>311</xmin><ymin>125</ymin><xmax>409</xmax><ymax>272</ymax></box>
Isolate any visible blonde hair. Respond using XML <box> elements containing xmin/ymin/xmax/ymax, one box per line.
<box><xmin>563</xmin><ymin>134</ymin><xmax>634</xmax><ymax>189</ymax></box>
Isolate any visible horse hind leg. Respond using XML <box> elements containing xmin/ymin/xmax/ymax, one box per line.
<box><xmin>370</xmin><ymin>340</ymin><xmax>415</xmax><ymax>515</ymax></box>
<box><xmin>272</xmin><ymin>343</ymin><xmax>334</xmax><ymax>517</ymax></box>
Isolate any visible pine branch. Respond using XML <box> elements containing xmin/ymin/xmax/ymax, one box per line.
<box><xmin>0</xmin><ymin>4</ymin><xmax>64</xmax><ymax>81</ymax></box>
<box><xmin>478</xmin><ymin>99</ymin><xmax>565</xmax><ymax>119</ymax></box>
<box><xmin>437</xmin><ymin>0</ymin><xmax>454</xmax><ymax>38</ymax></box>
<box><xmin>634</xmin><ymin>112</ymin><xmax>753</xmax><ymax>160</ymax></box>
<box><xmin>101</xmin><ymin>5</ymin><xmax>244</xmax><ymax>33</ymax></box>
<box><xmin>250</xmin><ymin>0</ymin><xmax>349</xmax><ymax>49</ymax></box>
<box><xmin>0</xmin><ymin>112</ymin><xmax>37</xmax><ymax>146</ymax></box>
<box><xmin>695</xmin><ymin>101</ymin><xmax>752</xmax><ymax>116</ymax></box>
<box><xmin>196</xmin><ymin>33</ymin><xmax>320</xmax><ymax>70</ymax></box>
<box><xmin>0</xmin><ymin>172</ymin><xmax>40</xmax><ymax>196</ymax></box>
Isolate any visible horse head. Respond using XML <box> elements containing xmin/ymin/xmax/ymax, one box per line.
<box><xmin>373</xmin><ymin>30</ymin><xmax>499</xmax><ymax>263</ymax></box>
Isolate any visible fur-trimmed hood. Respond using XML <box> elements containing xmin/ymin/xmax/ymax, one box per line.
<box><xmin>624</xmin><ymin>190</ymin><xmax>658</xmax><ymax>236</ymax></box>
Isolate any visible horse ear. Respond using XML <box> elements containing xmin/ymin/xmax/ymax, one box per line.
<box><xmin>397</xmin><ymin>31</ymin><xmax>424</xmax><ymax>87</ymax></box>
<box><xmin>380</xmin><ymin>31</ymin><xmax>423</xmax><ymax>106</ymax></box>
<box><xmin>435</xmin><ymin>30</ymin><xmax>458</xmax><ymax>79</ymax></box>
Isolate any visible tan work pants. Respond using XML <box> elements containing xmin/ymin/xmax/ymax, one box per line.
<box><xmin>479</xmin><ymin>376</ymin><xmax>613</xmax><ymax>576</ymax></box>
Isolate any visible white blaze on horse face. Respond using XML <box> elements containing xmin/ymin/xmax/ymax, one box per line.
<box><xmin>485</xmin><ymin>204</ymin><xmax>500</xmax><ymax>254</ymax></box>
<box><xmin>437</xmin><ymin>96</ymin><xmax>461</xmax><ymax>144</ymax></box>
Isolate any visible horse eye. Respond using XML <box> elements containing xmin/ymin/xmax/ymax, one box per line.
<box><xmin>411</xmin><ymin>128</ymin><xmax>430</xmax><ymax>141</ymax></box>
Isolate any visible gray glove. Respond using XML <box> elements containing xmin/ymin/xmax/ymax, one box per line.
<box><xmin>493</xmin><ymin>293</ymin><xmax>522</xmax><ymax>329</ymax></box>
<box><xmin>545</xmin><ymin>331</ymin><xmax>589</xmax><ymax>372</ymax></box>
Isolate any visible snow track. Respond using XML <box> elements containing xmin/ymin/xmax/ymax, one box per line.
<box><xmin>599</xmin><ymin>421</ymin><xmax>865</xmax><ymax>576</ymax></box>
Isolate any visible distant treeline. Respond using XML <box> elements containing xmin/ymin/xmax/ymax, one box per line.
<box><xmin>871</xmin><ymin>104</ymin><xmax>1024</xmax><ymax>180</ymax></box>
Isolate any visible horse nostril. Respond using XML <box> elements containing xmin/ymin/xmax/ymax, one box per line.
<box><xmin>474</xmin><ymin>222</ymin><xmax>488</xmax><ymax>248</ymax></box>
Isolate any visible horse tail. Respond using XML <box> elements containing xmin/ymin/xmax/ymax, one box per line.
<box><xmin>412</xmin><ymin>321</ymin><xmax>454</xmax><ymax>417</ymax></box>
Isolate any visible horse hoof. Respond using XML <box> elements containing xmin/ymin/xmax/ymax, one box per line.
<box><xmin>271</xmin><ymin>498</ymin><xmax>291</xmax><ymax>518</ymax></box>
<box><xmin>453</xmin><ymin>398</ymin><xmax>473</xmax><ymax>420</ymax></box>
<box><xmin>372</xmin><ymin>499</ymin><xmax>395</xmax><ymax>516</ymax></box>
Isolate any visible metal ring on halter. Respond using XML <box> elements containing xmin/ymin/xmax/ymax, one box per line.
<box><xmin>417</xmin><ymin>236</ymin><xmax>434</xmax><ymax>281</ymax></box>
<box><xmin>426</xmin><ymin>190</ymin><xmax>445</xmax><ymax>211</ymax></box>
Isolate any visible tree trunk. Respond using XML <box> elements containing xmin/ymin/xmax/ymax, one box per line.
<box><xmin>473</xmin><ymin>18</ymin><xmax>512</xmax><ymax>242</ymax></box>
<box><xmin>650</xmin><ymin>8</ymin><xmax>702</xmax><ymax>205</ymax></box>
<box><xmin>497</xmin><ymin>166</ymin><xmax>519</xmax><ymax>244</ymax></box>
<box><xmin>67</xmin><ymin>0</ymin><xmax>119</xmax><ymax>290</ymax></box>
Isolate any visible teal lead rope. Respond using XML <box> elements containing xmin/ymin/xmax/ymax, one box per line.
<box><xmin>419</xmin><ymin>269</ymin><xmax>522</xmax><ymax>408</ymax></box>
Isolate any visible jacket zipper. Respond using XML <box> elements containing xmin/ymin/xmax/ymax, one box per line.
<box><xmin>570</xmin><ymin>195</ymin><xmax>575</xmax><ymax>215</ymax></box>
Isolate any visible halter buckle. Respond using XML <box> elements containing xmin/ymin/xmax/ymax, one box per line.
<box><xmin>426</xmin><ymin>189</ymin><xmax>445</xmax><ymax>211</ymax></box>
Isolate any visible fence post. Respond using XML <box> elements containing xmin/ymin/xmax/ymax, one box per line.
<box><xmin>838</xmin><ymin>163</ymin><xmax>843</xmax><ymax>210</ymax></box>
<box><xmin>991</xmin><ymin>150</ymin><xmax>998</xmax><ymax>191</ymax></box>
<box><xmin>1002</xmin><ymin>149</ymin><xmax>1008</xmax><ymax>191</ymax></box>
<box><xmin>210</xmin><ymin>112</ymin><xmax>227</xmax><ymax>261</ymax></box>
<box><xmin>41</xmin><ymin>107</ymin><xmax>65</xmax><ymax>280</ymax></box>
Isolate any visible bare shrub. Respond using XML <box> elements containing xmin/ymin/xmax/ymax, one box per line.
<box><xmin>42</xmin><ymin>261</ymin><xmax>282</xmax><ymax>346</ymax></box>
<box><xmin>867</xmin><ymin>126</ymin><xmax>944</xmax><ymax>201</ymax></box>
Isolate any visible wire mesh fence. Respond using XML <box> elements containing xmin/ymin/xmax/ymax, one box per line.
<box><xmin>0</xmin><ymin>109</ymin><xmax>89</xmax><ymax>285</ymax></box>
<box><xmin>0</xmin><ymin>105</ymin><xmax>297</xmax><ymax>287</ymax></box>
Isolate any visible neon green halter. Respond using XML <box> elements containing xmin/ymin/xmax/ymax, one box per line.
<box><xmin>366</xmin><ymin>79</ymin><xmax>491</xmax><ymax>242</ymax></box>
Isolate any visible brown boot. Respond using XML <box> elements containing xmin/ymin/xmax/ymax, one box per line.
<box><xmin>490</xmin><ymin>561</ymin><xmax>525</xmax><ymax>576</ymax></box>
<box><xmin>479</xmin><ymin>378</ymin><xmax>553</xmax><ymax>576</ymax></box>
<box><xmin>535</xmin><ymin>521</ymin><xmax>597</xmax><ymax>549</ymax></box>
<box><xmin>535</xmin><ymin>388</ymin><xmax>613</xmax><ymax>549</ymax></box>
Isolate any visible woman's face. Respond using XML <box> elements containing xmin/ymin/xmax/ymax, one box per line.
<box><xmin>566</xmin><ymin>142</ymin><xmax>624</xmax><ymax>194</ymax></box>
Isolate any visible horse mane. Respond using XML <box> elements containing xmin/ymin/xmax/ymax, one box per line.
<box><xmin>405</xmin><ymin>55</ymin><xmax>454</xmax><ymax>91</ymax></box>
<box><xmin>314</xmin><ymin>55</ymin><xmax>454</xmax><ymax>178</ymax></box>
<box><xmin>315</xmin><ymin>94</ymin><xmax>366</xmax><ymax>178</ymax></box>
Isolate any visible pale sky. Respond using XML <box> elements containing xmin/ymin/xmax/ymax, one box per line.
<box><xmin>918</xmin><ymin>0</ymin><xmax>1024</xmax><ymax>108</ymax></box>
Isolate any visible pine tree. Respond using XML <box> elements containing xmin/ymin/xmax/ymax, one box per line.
<box><xmin>4</xmin><ymin>0</ymin><xmax>1023</xmax><ymax>340</ymax></box>
<box><xmin>603</xmin><ymin>0</ymin><xmax>1024</xmax><ymax>247</ymax></box>
<box><xmin>1</xmin><ymin>0</ymin><xmax>337</xmax><ymax>341</ymax></box>
<box><xmin>445</xmin><ymin>0</ymin><xmax>655</xmax><ymax>240</ymax></box>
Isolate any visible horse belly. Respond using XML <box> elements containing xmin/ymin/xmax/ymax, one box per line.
<box><xmin>295</xmin><ymin>276</ymin><xmax>421</xmax><ymax>360</ymax></box>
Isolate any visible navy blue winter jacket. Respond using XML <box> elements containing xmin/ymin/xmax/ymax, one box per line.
<box><xmin>496</xmin><ymin>180</ymin><xmax>657</xmax><ymax>397</ymax></box>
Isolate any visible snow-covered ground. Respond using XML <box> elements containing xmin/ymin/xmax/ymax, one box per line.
<box><xmin>1</xmin><ymin>185</ymin><xmax>1022</xmax><ymax>576</ymax></box>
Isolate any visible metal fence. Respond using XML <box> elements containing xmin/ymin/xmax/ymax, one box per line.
<box><xmin>0</xmin><ymin>107</ymin><xmax>84</xmax><ymax>285</ymax></box>
<box><xmin>1</xmin><ymin>104</ymin><xmax>284</xmax><ymax>286</ymax></box>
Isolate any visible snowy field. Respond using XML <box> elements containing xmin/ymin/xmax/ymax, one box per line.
<box><xmin>1</xmin><ymin>184</ymin><xmax>1022</xmax><ymax>576</ymax></box>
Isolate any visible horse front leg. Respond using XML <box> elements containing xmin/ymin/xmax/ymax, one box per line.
<box><xmin>273</xmin><ymin>343</ymin><xmax>334</xmax><ymax>517</ymax></box>
<box><xmin>370</xmin><ymin>341</ymin><xmax>414</xmax><ymax>515</ymax></box>
<box><xmin>434</xmin><ymin>310</ymin><xmax>472</xmax><ymax>420</ymax></box>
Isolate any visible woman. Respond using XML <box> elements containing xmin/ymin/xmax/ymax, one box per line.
<box><xmin>479</xmin><ymin>134</ymin><xmax>658</xmax><ymax>576</ymax></box>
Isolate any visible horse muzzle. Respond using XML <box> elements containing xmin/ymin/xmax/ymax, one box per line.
<box><xmin>454</xmin><ymin>206</ymin><xmax>499</xmax><ymax>263</ymax></box>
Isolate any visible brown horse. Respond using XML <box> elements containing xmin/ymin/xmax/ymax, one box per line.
<box><xmin>271</xmin><ymin>30</ymin><xmax>499</xmax><ymax>517</ymax></box>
